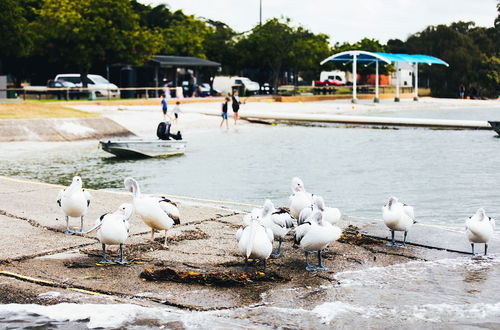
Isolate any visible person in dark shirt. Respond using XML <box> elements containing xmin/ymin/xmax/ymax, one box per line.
<box><xmin>231</xmin><ymin>90</ymin><xmax>241</xmax><ymax>125</ymax></box>
<box><xmin>220</xmin><ymin>96</ymin><xmax>230</xmax><ymax>129</ymax></box>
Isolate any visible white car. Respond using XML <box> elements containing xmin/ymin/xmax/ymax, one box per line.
<box><xmin>54</xmin><ymin>74</ymin><xmax>120</xmax><ymax>98</ymax></box>
<box><xmin>212</xmin><ymin>76</ymin><xmax>260</xmax><ymax>95</ymax></box>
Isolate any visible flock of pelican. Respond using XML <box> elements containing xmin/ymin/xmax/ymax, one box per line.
<box><xmin>56</xmin><ymin>176</ymin><xmax>180</xmax><ymax>264</ymax></box>
<box><xmin>56</xmin><ymin>176</ymin><xmax>496</xmax><ymax>271</ymax></box>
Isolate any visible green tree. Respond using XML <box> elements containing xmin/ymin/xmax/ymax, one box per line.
<box><xmin>0</xmin><ymin>0</ymin><xmax>40</xmax><ymax>76</ymax></box>
<box><xmin>238</xmin><ymin>18</ymin><xmax>295</xmax><ymax>91</ymax></box>
<box><xmin>238</xmin><ymin>18</ymin><xmax>330</xmax><ymax>90</ymax></box>
<box><xmin>160</xmin><ymin>13</ymin><xmax>211</xmax><ymax>58</ymax></box>
<box><xmin>404</xmin><ymin>21</ymin><xmax>500</xmax><ymax>97</ymax></box>
<box><xmin>289</xmin><ymin>28</ymin><xmax>330</xmax><ymax>83</ymax></box>
<box><xmin>34</xmin><ymin>0</ymin><xmax>161</xmax><ymax>86</ymax></box>
<box><xmin>203</xmin><ymin>20</ymin><xmax>238</xmax><ymax>74</ymax></box>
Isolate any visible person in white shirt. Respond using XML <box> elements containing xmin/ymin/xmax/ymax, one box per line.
<box><xmin>172</xmin><ymin>101</ymin><xmax>181</xmax><ymax>124</ymax></box>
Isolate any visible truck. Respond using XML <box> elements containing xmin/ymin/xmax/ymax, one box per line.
<box><xmin>314</xmin><ymin>70</ymin><xmax>346</xmax><ymax>86</ymax></box>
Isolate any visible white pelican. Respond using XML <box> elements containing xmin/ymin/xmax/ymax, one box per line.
<box><xmin>56</xmin><ymin>176</ymin><xmax>91</xmax><ymax>234</ymax></box>
<box><xmin>382</xmin><ymin>196</ymin><xmax>416</xmax><ymax>247</ymax></box>
<box><xmin>261</xmin><ymin>199</ymin><xmax>294</xmax><ymax>257</ymax></box>
<box><xmin>86</xmin><ymin>203</ymin><xmax>133</xmax><ymax>264</ymax></box>
<box><xmin>298</xmin><ymin>195</ymin><xmax>341</xmax><ymax>225</ymax></box>
<box><xmin>236</xmin><ymin>209</ymin><xmax>273</xmax><ymax>272</ymax></box>
<box><xmin>294</xmin><ymin>211</ymin><xmax>341</xmax><ymax>271</ymax></box>
<box><xmin>289</xmin><ymin>177</ymin><xmax>313</xmax><ymax>219</ymax></box>
<box><xmin>466</xmin><ymin>208</ymin><xmax>495</xmax><ymax>256</ymax></box>
<box><xmin>124</xmin><ymin>177</ymin><xmax>180</xmax><ymax>247</ymax></box>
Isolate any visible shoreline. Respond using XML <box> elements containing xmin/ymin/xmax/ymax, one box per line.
<box><xmin>0</xmin><ymin>97</ymin><xmax>498</xmax><ymax>141</ymax></box>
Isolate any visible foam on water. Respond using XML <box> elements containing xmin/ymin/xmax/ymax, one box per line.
<box><xmin>310</xmin><ymin>301</ymin><xmax>500</xmax><ymax>324</ymax></box>
<box><xmin>0</xmin><ymin>303</ymin><xmax>246</xmax><ymax>329</ymax></box>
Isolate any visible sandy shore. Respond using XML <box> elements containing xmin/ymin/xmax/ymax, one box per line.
<box><xmin>66</xmin><ymin>97</ymin><xmax>500</xmax><ymax>136</ymax></box>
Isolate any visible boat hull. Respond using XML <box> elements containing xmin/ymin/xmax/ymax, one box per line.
<box><xmin>99</xmin><ymin>139</ymin><xmax>187</xmax><ymax>158</ymax></box>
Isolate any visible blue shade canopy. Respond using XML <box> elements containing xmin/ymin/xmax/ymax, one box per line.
<box><xmin>321</xmin><ymin>51</ymin><xmax>449</xmax><ymax>66</ymax></box>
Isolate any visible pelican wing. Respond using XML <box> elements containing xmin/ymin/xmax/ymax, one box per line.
<box><xmin>298</xmin><ymin>205</ymin><xmax>313</xmax><ymax>226</ymax></box>
<box><xmin>83</xmin><ymin>189</ymin><xmax>92</xmax><ymax>207</ymax></box>
<box><xmin>265</xmin><ymin>227</ymin><xmax>274</xmax><ymax>243</ymax></box>
<box><xmin>158</xmin><ymin>198</ymin><xmax>180</xmax><ymax>224</ymax></box>
<box><xmin>489</xmin><ymin>217</ymin><xmax>496</xmax><ymax>230</ymax></box>
<box><xmin>272</xmin><ymin>210</ymin><xmax>294</xmax><ymax>229</ymax></box>
<box><xmin>294</xmin><ymin>222</ymin><xmax>311</xmax><ymax>246</ymax></box>
<box><xmin>403</xmin><ymin>204</ymin><xmax>415</xmax><ymax>223</ymax></box>
<box><xmin>56</xmin><ymin>189</ymin><xmax>65</xmax><ymax>207</ymax></box>
<box><xmin>160</xmin><ymin>196</ymin><xmax>178</xmax><ymax>207</ymax></box>
<box><xmin>235</xmin><ymin>227</ymin><xmax>243</xmax><ymax>241</ymax></box>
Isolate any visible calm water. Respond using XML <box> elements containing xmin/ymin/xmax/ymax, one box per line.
<box><xmin>2</xmin><ymin>105</ymin><xmax>500</xmax><ymax>327</ymax></box>
<box><xmin>1</xmin><ymin>122</ymin><xmax>500</xmax><ymax>226</ymax></box>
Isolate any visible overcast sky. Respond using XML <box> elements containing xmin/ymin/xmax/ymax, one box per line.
<box><xmin>140</xmin><ymin>0</ymin><xmax>498</xmax><ymax>43</ymax></box>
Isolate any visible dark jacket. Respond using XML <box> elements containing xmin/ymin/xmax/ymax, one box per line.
<box><xmin>231</xmin><ymin>95</ymin><xmax>240</xmax><ymax>111</ymax></box>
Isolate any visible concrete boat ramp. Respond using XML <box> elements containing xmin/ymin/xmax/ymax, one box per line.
<box><xmin>0</xmin><ymin>176</ymin><xmax>497</xmax><ymax>311</ymax></box>
<box><xmin>238</xmin><ymin>111</ymin><xmax>492</xmax><ymax>130</ymax></box>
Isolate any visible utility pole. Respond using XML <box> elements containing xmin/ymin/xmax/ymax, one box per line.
<box><xmin>259</xmin><ymin>0</ymin><xmax>262</xmax><ymax>25</ymax></box>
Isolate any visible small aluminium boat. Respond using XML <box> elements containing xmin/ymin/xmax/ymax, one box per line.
<box><xmin>99</xmin><ymin>138</ymin><xmax>187</xmax><ymax>158</ymax></box>
<box><xmin>488</xmin><ymin>121</ymin><xmax>500</xmax><ymax>136</ymax></box>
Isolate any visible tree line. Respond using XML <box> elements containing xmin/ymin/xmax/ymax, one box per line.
<box><xmin>0</xmin><ymin>0</ymin><xmax>498</xmax><ymax>97</ymax></box>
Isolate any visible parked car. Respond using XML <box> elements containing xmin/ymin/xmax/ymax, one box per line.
<box><xmin>198</xmin><ymin>83</ymin><xmax>211</xmax><ymax>97</ymax></box>
<box><xmin>212</xmin><ymin>76</ymin><xmax>260</xmax><ymax>95</ymax></box>
<box><xmin>47</xmin><ymin>80</ymin><xmax>86</xmax><ymax>99</ymax></box>
<box><xmin>260</xmin><ymin>83</ymin><xmax>273</xmax><ymax>95</ymax></box>
<box><xmin>54</xmin><ymin>73</ymin><xmax>120</xmax><ymax>98</ymax></box>
<box><xmin>23</xmin><ymin>79</ymin><xmax>85</xmax><ymax>100</ymax></box>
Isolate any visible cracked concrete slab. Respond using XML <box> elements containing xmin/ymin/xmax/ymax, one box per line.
<box><xmin>0</xmin><ymin>175</ymin><xmax>481</xmax><ymax>311</ymax></box>
<box><xmin>0</xmin><ymin>214</ymin><xmax>94</xmax><ymax>262</ymax></box>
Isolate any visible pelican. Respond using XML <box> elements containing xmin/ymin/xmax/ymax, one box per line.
<box><xmin>56</xmin><ymin>176</ymin><xmax>91</xmax><ymax>234</ymax></box>
<box><xmin>294</xmin><ymin>211</ymin><xmax>341</xmax><ymax>271</ymax></box>
<box><xmin>298</xmin><ymin>195</ymin><xmax>341</xmax><ymax>225</ymax></box>
<box><xmin>124</xmin><ymin>177</ymin><xmax>180</xmax><ymax>247</ymax></box>
<box><xmin>236</xmin><ymin>209</ymin><xmax>273</xmax><ymax>272</ymax></box>
<box><xmin>261</xmin><ymin>199</ymin><xmax>294</xmax><ymax>257</ymax></box>
<box><xmin>466</xmin><ymin>208</ymin><xmax>495</xmax><ymax>256</ymax></box>
<box><xmin>86</xmin><ymin>203</ymin><xmax>133</xmax><ymax>264</ymax></box>
<box><xmin>289</xmin><ymin>177</ymin><xmax>313</xmax><ymax>219</ymax></box>
<box><xmin>382</xmin><ymin>196</ymin><xmax>416</xmax><ymax>247</ymax></box>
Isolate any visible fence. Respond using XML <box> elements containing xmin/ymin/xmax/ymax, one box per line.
<box><xmin>0</xmin><ymin>86</ymin><xmax>185</xmax><ymax>101</ymax></box>
<box><xmin>0</xmin><ymin>85</ymin><xmax>421</xmax><ymax>100</ymax></box>
<box><xmin>311</xmin><ymin>85</ymin><xmax>415</xmax><ymax>96</ymax></box>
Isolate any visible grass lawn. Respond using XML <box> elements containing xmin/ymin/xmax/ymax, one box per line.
<box><xmin>0</xmin><ymin>101</ymin><xmax>98</xmax><ymax>119</ymax></box>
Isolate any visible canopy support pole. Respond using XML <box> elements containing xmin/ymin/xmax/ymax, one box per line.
<box><xmin>413</xmin><ymin>62</ymin><xmax>419</xmax><ymax>101</ymax></box>
<box><xmin>352</xmin><ymin>53</ymin><xmax>357</xmax><ymax>103</ymax></box>
<box><xmin>374</xmin><ymin>59</ymin><xmax>380</xmax><ymax>103</ymax></box>
<box><xmin>394</xmin><ymin>62</ymin><xmax>400</xmax><ymax>102</ymax></box>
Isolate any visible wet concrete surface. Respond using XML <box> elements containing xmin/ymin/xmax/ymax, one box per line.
<box><xmin>0</xmin><ymin>176</ymin><xmax>494</xmax><ymax>312</ymax></box>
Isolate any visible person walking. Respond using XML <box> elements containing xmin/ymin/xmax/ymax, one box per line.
<box><xmin>160</xmin><ymin>93</ymin><xmax>170</xmax><ymax>121</ymax></box>
<box><xmin>459</xmin><ymin>84</ymin><xmax>466</xmax><ymax>99</ymax></box>
<box><xmin>172</xmin><ymin>101</ymin><xmax>181</xmax><ymax>124</ymax></box>
<box><xmin>231</xmin><ymin>90</ymin><xmax>241</xmax><ymax>125</ymax></box>
<box><xmin>220</xmin><ymin>96</ymin><xmax>230</xmax><ymax>129</ymax></box>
